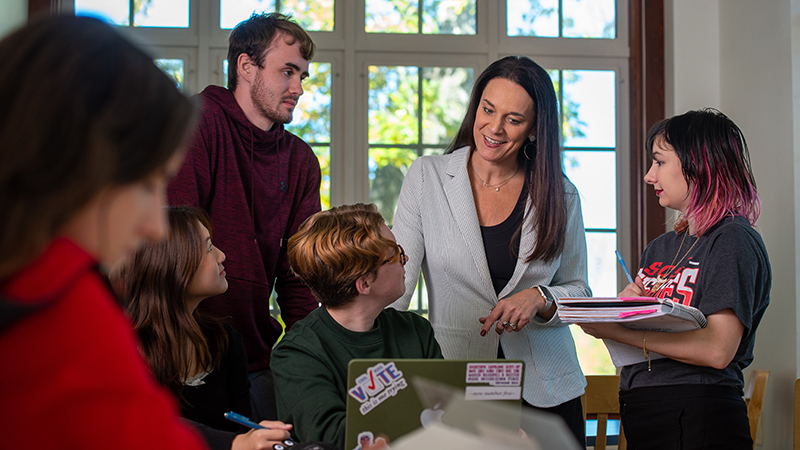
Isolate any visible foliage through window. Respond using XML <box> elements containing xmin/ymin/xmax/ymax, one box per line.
<box><xmin>220</xmin><ymin>0</ymin><xmax>334</xmax><ymax>31</ymax></box>
<box><xmin>76</xmin><ymin>0</ymin><xmax>189</xmax><ymax>27</ymax></box>
<box><xmin>507</xmin><ymin>0</ymin><xmax>616</xmax><ymax>38</ymax></box>
<box><xmin>366</xmin><ymin>0</ymin><xmax>476</xmax><ymax>34</ymax></box>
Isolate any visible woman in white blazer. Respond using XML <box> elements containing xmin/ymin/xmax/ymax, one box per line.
<box><xmin>391</xmin><ymin>56</ymin><xmax>591</xmax><ymax>446</ymax></box>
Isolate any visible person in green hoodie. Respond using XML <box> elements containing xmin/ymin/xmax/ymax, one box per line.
<box><xmin>271</xmin><ymin>203</ymin><xmax>443</xmax><ymax>449</ymax></box>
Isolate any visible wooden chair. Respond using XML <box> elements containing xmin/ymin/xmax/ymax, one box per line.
<box><xmin>794</xmin><ymin>378</ymin><xmax>800</xmax><ymax>450</ymax></box>
<box><xmin>582</xmin><ymin>375</ymin><xmax>626</xmax><ymax>450</ymax></box>
<box><xmin>743</xmin><ymin>369</ymin><xmax>769</xmax><ymax>447</ymax></box>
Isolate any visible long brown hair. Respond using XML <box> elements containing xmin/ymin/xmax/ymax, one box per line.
<box><xmin>114</xmin><ymin>207</ymin><xmax>227</xmax><ymax>404</ymax></box>
<box><xmin>0</xmin><ymin>16</ymin><xmax>197</xmax><ymax>279</ymax></box>
<box><xmin>448</xmin><ymin>56</ymin><xmax>567</xmax><ymax>262</ymax></box>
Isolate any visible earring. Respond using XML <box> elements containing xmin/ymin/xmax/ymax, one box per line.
<box><xmin>523</xmin><ymin>140</ymin><xmax>535</xmax><ymax>161</ymax></box>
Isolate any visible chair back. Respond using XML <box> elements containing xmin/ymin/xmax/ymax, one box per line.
<box><xmin>744</xmin><ymin>369</ymin><xmax>770</xmax><ymax>446</ymax></box>
<box><xmin>582</xmin><ymin>375</ymin><xmax>626</xmax><ymax>450</ymax></box>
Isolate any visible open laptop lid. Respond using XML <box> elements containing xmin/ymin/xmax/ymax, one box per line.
<box><xmin>344</xmin><ymin>359</ymin><xmax>525</xmax><ymax>450</ymax></box>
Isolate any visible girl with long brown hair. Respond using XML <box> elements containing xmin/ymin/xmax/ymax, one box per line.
<box><xmin>115</xmin><ymin>207</ymin><xmax>292</xmax><ymax>450</ymax></box>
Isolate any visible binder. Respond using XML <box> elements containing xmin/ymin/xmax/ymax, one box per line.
<box><xmin>558</xmin><ymin>297</ymin><xmax>707</xmax><ymax>367</ymax></box>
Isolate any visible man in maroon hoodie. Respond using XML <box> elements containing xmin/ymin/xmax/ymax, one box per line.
<box><xmin>168</xmin><ymin>12</ymin><xmax>320</xmax><ymax>422</ymax></box>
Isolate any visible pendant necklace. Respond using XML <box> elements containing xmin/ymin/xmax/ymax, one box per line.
<box><xmin>471</xmin><ymin>164</ymin><xmax>520</xmax><ymax>192</ymax></box>
<box><xmin>648</xmin><ymin>231</ymin><xmax>699</xmax><ymax>296</ymax></box>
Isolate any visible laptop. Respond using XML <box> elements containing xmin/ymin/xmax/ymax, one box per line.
<box><xmin>344</xmin><ymin>359</ymin><xmax>525</xmax><ymax>450</ymax></box>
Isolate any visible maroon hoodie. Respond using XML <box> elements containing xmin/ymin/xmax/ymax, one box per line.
<box><xmin>168</xmin><ymin>85</ymin><xmax>321</xmax><ymax>371</ymax></box>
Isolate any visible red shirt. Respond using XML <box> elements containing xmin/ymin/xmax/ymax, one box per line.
<box><xmin>0</xmin><ymin>237</ymin><xmax>207</xmax><ymax>450</ymax></box>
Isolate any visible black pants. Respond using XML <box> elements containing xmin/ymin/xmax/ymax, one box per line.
<box><xmin>524</xmin><ymin>395</ymin><xmax>586</xmax><ymax>448</ymax></box>
<box><xmin>620</xmin><ymin>384</ymin><xmax>752</xmax><ymax>450</ymax></box>
<box><xmin>249</xmin><ymin>368</ymin><xmax>278</xmax><ymax>421</ymax></box>
<box><xmin>497</xmin><ymin>346</ymin><xmax>585</xmax><ymax>447</ymax></box>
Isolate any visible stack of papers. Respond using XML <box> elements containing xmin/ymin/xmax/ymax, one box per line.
<box><xmin>557</xmin><ymin>297</ymin><xmax>707</xmax><ymax>367</ymax></box>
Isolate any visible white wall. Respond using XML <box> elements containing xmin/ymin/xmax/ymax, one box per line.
<box><xmin>666</xmin><ymin>0</ymin><xmax>721</xmax><ymax>114</ymax></box>
<box><xmin>668</xmin><ymin>0</ymin><xmax>798</xmax><ymax>448</ymax></box>
<box><xmin>0</xmin><ymin>0</ymin><xmax>26</xmax><ymax>39</ymax></box>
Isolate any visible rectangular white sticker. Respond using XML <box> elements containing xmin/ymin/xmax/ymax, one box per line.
<box><xmin>466</xmin><ymin>362</ymin><xmax>523</xmax><ymax>386</ymax></box>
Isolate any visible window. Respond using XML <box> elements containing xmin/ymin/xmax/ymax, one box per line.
<box><xmin>220</xmin><ymin>0</ymin><xmax>334</xmax><ymax>31</ymax></box>
<box><xmin>365</xmin><ymin>0</ymin><xmax>476</xmax><ymax>35</ymax></box>
<box><xmin>508</xmin><ymin>0</ymin><xmax>616</xmax><ymax>38</ymax></box>
<box><xmin>76</xmin><ymin>0</ymin><xmax>189</xmax><ymax>27</ymax></box>
<box><xmin>155</xmin><ymin>58</ymin><xmax>186</xmax><ymax>89</ymax></box>
<box><xmin>368</xmin><ymin>65</ymin><xmax>473</xmax><ymax>224</ymax></box>
<box><xmin>74</xmin><ymin>0</ymin><xmax>629</xmax><ymax>375</ymax></box>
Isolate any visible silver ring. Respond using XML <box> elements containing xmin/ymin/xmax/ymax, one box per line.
<box><xmin>509</xmin><ymin>322</ymin><xmax>517</xmax><ymax>330</ymax></box>
<box><xmin>502</xmin><ymin>321</ymin><xmax>508</xmax><ymax>328</ymax></box>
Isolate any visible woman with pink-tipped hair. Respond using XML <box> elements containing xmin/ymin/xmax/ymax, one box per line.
<box><xmin>581</xmin><ymin>108</ymin><xmax>771</xmax><ymax>449</ymax></box>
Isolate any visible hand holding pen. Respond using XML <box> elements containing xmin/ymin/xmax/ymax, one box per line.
<box><xmin>225</xmin><ymin>411</ymin><xmax>295</xmax><ymax>450</ymax></box>
<box><xmin>615</xmin><ymin>250</ymin><xmax>646</xmax><ymax>297</ymax></box>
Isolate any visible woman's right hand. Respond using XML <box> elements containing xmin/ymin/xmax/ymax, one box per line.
<box><xmin>618</xmin><ymin>277</ymin><xmax>646</xmax><ymax>297</ymax></box>
<box><xmin>231</xmin><ymin>421</ymin><xmax>293</xmax><ymax>450</ymax></box>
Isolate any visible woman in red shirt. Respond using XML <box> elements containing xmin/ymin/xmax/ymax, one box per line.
<box><xmin>0</xmin><ymin>15</ymin><xmax>204</xmax><ymax>450</ymax></box>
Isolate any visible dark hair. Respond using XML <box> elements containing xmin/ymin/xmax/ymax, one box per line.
<box><xmin>227</xmin><ymin>12</ymin><xmax>316</xmax><ymax>91</ymax></box>
<box><xmin>0</xmin><ymin>15</ymin><xmax>197</xmax><ymax>279</ymax></box>
<box><xmin>645</xmin><ymin>108</ymin><xmax>760</xmax><ymax>236</ymax></box>
<box><xmin>114</xmin><ymin>207</ymin><xmax>227</xmax><ymax>403</ymax></box>
<box><xmin>287</xmin><ymin>203</ymin><xmax>400</xmax><ymax>308</ymax></box>
<box><xmin>448</xmin><ymin>56</ymin><xmax>566</xmax><ymax>262</ymax></box>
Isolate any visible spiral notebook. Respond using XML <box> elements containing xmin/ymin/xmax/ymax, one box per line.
<box><xmin>558</xmin><ymin>296</ymin><xmax>707</xmax><ymax>366</ymax></box>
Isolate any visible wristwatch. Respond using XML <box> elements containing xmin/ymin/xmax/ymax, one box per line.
<box><xmin>535</xmin><ymin>285</ymin><xmax>554</xmax><ymax>311</ymax></box>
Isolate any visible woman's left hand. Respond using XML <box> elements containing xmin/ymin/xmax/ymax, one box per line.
<box><xmin>478</xmin><ymin>288</ymin><xmax>549</xmax><ymax>336</ymax></box>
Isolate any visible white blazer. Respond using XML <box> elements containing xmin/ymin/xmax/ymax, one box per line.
<box><xmin>390</xmin><ymin>147</ymin><xmax>591</xmax><ymax>407</ymax></box>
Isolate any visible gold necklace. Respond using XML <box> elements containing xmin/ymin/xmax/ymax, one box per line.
<box><xmin>470</xmin><ymin>164</ymin><xmax>520</xmax><ymax>192</ymax></box>
<box><xmin>648</xmin><ymin>232</ymin><xmax>699</xmax><ymax>296</ymax></box>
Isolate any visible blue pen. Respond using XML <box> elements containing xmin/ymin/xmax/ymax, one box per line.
<box><xmin>224</xmin><ymin>412</ymin><xmax>295</xmax><ymax>449</ymax></box>
<box><xmin>615</xmin><ymin>250</ymin><xmax>635</xmax><ymax>284</ymax></box>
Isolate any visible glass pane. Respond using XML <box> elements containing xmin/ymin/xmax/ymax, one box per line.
<box><xmin>571</xmin><ymin>324</ymin><xmax>615</xmax><ymax>375</ymax></box>
<box><xmin>422</xmin><ymin>147</ymin><xmax>446</xmax><ymax>157</ymax></box>
<box><xmin>368</xmin><ymin>66</ymin><xmax>419</xmax><ymax>145</ymax></box>
<box><xmin>507</xmin><ymin>0</ymin><xmax>558</xmax><ymax>37</ymax></box>
<box><xmin>422</xmin><ymin>0</ymin><xmax>476</xmax><ymax>35</ymax></box>
<box><xmin>369</xmin><ymin>148</ymin><xmax>417</xmax><ymax>225</ymax></box>
<box><xmin>564</xmin><ymin>150</ymin><xmax>616</xmax><ymax>229</ymax></box>
<box><xmin>281</xmin><ymin>0</ymin><xmax>335</xmax><ymax>32</ymax></box>
<box><xmin>285</xmin><ymin>62</ymin><xmax>332</xmax><ymax>210</ymax></box>
<box><xmin>563</xmin><ymin>0</ymin><xmax>616</xmax><ymax>39</ymax></box>
<box><xmin>75</xmin><ymin>0</ymin><xmax>129</xmax><ymax>26</ymax></box>
<box><xmin>155</xmin><ymin>59</ymin><xmax>185</xmax><ymax>90</ymax></box>
<box><xmin>221</xmin><ymin>0</ymin><xmax>276</xmax><ymax>29</ymax></box>
<box><xmin>366</xmin><ymin>0</ymin><xmax>419</xmax><ymax>33</ymax></box>
<box><xmin>134</xmin><ymin>0</ymin><xmax>189</xmax><ymax>28</ymax></box>
<box><xmin>407</xmin><ymin>274</ymin><xmax>429</xmax><ymax>316</ymax></box>
<box><xmin>586</xmin><ymin>231</ymin><xmax>617</xmax><ymax>297</ymax></box>
<box><xmin>312</xmin><ymin>146</ymin><xmax>331</xmax><ymax>210</ymax></box>
<box><xmin>421</xmin><ymin>67</ymin><xmax>473</xmax><ymax>145</ymax></box>
<box><xmin>562</xmin><ymin>70</ymin><xmax>616</xmax><ymax>148</ymax></box>
<box><xmin>286</xmin><ymin>62</ymin><xmax>332</xmax><ymax>143</ymax></box>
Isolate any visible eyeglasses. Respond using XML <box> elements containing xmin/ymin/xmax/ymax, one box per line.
<box><xmin>382</xmin><ymin>244</ymin><xmax>408</xmax><ymax>266</ymax></box>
